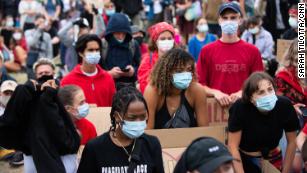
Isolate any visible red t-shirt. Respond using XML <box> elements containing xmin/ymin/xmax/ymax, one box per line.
<box><xmin>75</xmin><ymin>118</ymin><xmax>97</xmax><ymax>145</ymax></box>
<box><xmin>197</xmin><ymin>39</ymin><xmax>264</xmax><ymax>95</ymax></box>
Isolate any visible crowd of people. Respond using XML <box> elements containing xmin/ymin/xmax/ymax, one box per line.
<box><xmin>0</xmin><ymin>0</ymin><xmax>306</xmax><ymax>173</ymax></box>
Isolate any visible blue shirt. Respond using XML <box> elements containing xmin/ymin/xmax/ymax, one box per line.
<box><xmin>188</xmin><ymin>33</ymin><xmax>217</xmax><ymax>61</ymax></box>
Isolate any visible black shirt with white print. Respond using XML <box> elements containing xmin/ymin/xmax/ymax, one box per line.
<box><xmin>77</xmin><ymin>132</ymin><xmax>164</xmax><ymax>173</ymax></box>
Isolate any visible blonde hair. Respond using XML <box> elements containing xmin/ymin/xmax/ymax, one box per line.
<box><xmin>33</xmin><ymin>58</ymin><xmax>55</xmax><ymax>72</ymax></box>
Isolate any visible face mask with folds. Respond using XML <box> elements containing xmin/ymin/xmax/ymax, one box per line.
<box><xmin>118</xmin><ymin>115</ymin><xmax>147</xmax><ymax>139</ymax></box>
<box><xmin>172</xmin><ymin>72</ymin><xmax>193</xmax><ymax>90</ymax></box>
<box><xmin>157</xmin><ymin>39</ymin><xmax>174</xmax><ymax>52</ymax></box>
<box><xmin>220</xmin><ymin>20</ymin><xmax>239</xmax><ymax>35</ymax></box>
<box><xmin>76</xmin><ymin>103</ymin><xmax>90</xmax><ymax>119</ymax></box>
<box><xmin>85</xmin><ymin>52</ymin><xmax>101</xmax><ymax>64</ymax></box>
<box><xmin>254</xmin><ymin>93</ymin><xmax>278</xmax><ymax>112</ymax></box>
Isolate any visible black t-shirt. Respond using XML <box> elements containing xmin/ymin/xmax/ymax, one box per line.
<box><xmin>77</xmin><ymin>132</ymin><xmax>164</xmax><ymax>173</ymax></box>
<box><xmin>228</xmin><ymin>96</ymin><xmax>300</xmax><ymax>152</ymax></box>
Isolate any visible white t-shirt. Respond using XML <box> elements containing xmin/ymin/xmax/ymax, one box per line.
<box><xmin>81</xmin><ymin>68</ymin><xmax>98</xmax><ymax>77</ymax></box>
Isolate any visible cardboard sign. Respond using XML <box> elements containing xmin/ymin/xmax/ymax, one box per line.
<box><xmin>206</xmin><ymin>97</ymin><xmax>229</xmax><ymax>126</ymax></box>
<box><xmin>276</xmin><ymin>39</ymin><xmax>293</xmax><ymax>63</ymax></box>
<box><xmin>145</xmin><ymin>126</ymin><xmax>227</xmax><ymax>148</ymax></box>
<box><xmin>86</xmin><ymin>107</ymin><xmax>112</xmax><ymax>135</ymax></box>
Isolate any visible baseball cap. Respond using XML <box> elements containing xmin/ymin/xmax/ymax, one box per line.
<box><xmin>1</xmin><ymin>80</ymin><xmax>18</xmax><ymax>93</ymax></box>
<box><xmin>186</xmin><ymin>137</ymin><xmax>234</xmax><ymax>173</ymax></box>
<box><xmin>218</xmin><ymin>2</ymin><xmax>242</xmax><ymax>16</ymax></box>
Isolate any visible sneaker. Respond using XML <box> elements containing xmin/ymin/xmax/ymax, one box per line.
<box><xmin>9</xmin><ymin>151</ymin><xmax>24</xmax><ymax>167</ymax></box>
<box><xmin>0</xmin><ymin>149</ymin><xmax>15</xmax><ymax>161</ymax></box>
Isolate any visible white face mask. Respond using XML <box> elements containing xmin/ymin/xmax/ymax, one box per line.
<box><xmin>13</xmin><ymin>32</ymin><xmax>22</xmax><ymax>40</ymax></box>
<box><xmin>197</xmin><ymin>24</ymin><xmax>209</xmax><ymax>33</ymax></box>
<box><xmin>289</xmin><ymin>17</ymin><xmax>298</xmax><ymax>29</ymax></box>
<box><xmin>157</xmin><ymin>39</ymin><xmax>174</xmax><ymax>52</ymax></box>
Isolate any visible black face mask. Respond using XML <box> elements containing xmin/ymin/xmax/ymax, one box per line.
<box><xmin>134</xmin><ymin>36</ymin><xmax>143</xmax><ymax>45</ymax></box>
<box><xmin>37</xmin><ymin>75</ymin><xmax>54</xmax><ymax>84</ymax></box>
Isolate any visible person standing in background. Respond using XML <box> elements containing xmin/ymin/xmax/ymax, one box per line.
<box><xmin>188</xmin><ymin>17</ymin><xmax>217</xmax><ymax>62</ymax></box>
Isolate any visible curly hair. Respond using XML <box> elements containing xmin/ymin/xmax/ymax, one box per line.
<box><xmin>150</xmin><ymin>48</ymin><xmax>196</xmax><ymax>95</ymax></box>
<box><xmin>109</xmin><ymin>87</ymin><xmax>149</xmax><ymax>132</ymax></box>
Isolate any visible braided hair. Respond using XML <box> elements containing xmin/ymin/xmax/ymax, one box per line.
<box><xmin>109</xmin><ymin>87</ymin><xmax>149</xmax><ymax>132</ymax></box>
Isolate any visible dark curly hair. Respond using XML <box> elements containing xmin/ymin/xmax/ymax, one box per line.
<box><xmin>150</xmin><ymin>48</ymin><xmax>196</xmax><ymax>95</ymax></box>
<box><xmin>109</xmin><ymin>87</ymin><xmax>149</xmax><ymax>132</ymax></box>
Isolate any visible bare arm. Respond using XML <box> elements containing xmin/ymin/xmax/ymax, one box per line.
<box><xmin>191</xmin><ymin>82</ymin><xmax>209</xmax><ymax>126</ymax></box>
<box><xmin>203</xmin><ymin>85</ymin><xmax>232</xmax><ymax>107</ymax></box>
<box><xmin>228</xmin><ymin>131</ymin><xmax>245</xmax><ymax>173</ymax></box>
<box><xmin>54</xmin><ymin>5</ymin><xmax>61</xmax><ymax>20</ymax></box>
<box><xmin>144</xmin><ymin>85</ymin><xmax>159</xmax><ymax>129</ymax></box>
<box><xmin>297</xmin><ymin>131</ymin><xmax>307</xmax><ymax>151</ymax></box>
<box><xmin>283</xmin><ymin>131</ymin><xmax>297</xmax><ymax>173</ymax></box>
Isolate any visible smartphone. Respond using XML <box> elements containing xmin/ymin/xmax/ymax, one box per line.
<box><xmin>121</xmin><ymin>67</ymin><xmax>130</xmax><ymax>72</ymax></box>
<box><xmin>300</xmin><ymin>107</ymin><xmax>307</xmax><ymax>116</ymax></box>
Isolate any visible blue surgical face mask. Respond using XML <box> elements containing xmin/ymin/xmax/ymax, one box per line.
<box><xmin>85</xmin><ymin>52</ymin><xmax>101</xmax><ymax>64</ymax></box>
<box><xmin>106</xmin><ymin>9</ymin><xmax>115</xmax><ymax>16</ymax></box>
<box><xmin>220</xmin><ymin>20</ymin><xmax>239</xmax><ymax>35</ymax></box>
<box><xmin>121</xmin><ymin>120</ymin><xmax>147</xmax><ymax>139</ymax></box>
<box><xmin>255</xmin><ymin>93</ymin><xmax>278</xmax><ymax>112</ymax></box>
<box><xmin>76</xmin><ymin>103</ymin><xmax>89</xmax><ymax>119</ymax></box>
<box><xmin>248</xmin><ymin>27</ymin><xmax>259</xmax><ymax>35</ymax></box>
<box><xmin>172</xmin><ymin>72</ymin><xmax>193</xmax><ymax>90</ymax></box>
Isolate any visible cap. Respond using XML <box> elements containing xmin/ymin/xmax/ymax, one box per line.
<box><xmin>218</xmin><ymin>2</ymin><xmax>242</xmax><ymax>16</ymax></box>
<box><xmin>131</xmin><ymin>25</ymin><xmax>146</xmax><ymax>36</ymax></box>
<box><xmin>186</xmin><ymin>137</ymin><xmax>234</xmax><ymax>173</ymax></box>
<box><xmin>1</xmin><ymin>80</ymin><xmax>17</xmax><ymax>93</ymax></box>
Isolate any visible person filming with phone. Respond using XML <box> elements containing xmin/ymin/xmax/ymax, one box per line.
<box><xmin>98</xmin><ymin>13</ymin><xmax>141</xmax><ymax>91</ymax></box>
